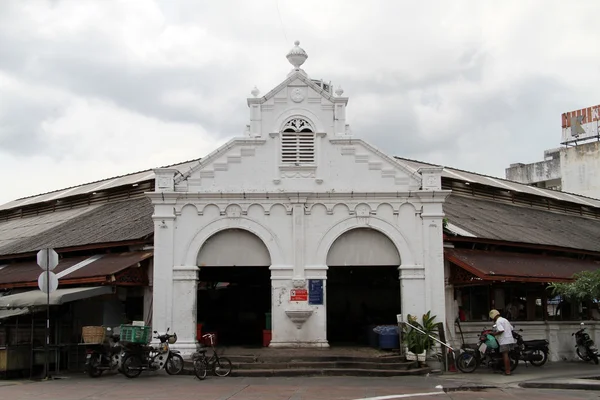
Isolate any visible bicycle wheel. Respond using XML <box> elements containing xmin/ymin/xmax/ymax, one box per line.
<box><xmin>194</xmin><ymin>359</ymin><xmax>207</xmax><ymax>380</ymax></box>
<box><xmin>213</xmin><ymin>356</ymin><xmax>232</xmax><ymax>377</ymax></box>
<box><xmin>165</xmin><ymin>354</ymin><xmax>184</xmax><ymax>375</ymax></box>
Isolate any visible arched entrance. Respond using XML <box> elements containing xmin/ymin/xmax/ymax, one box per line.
<box><xmin>326</xmin><ymin>228</ymin><xmax>401</xmax><ymax>346</ymax></box>
<box><xmin>196</xmin><ymin>228</ymin><xmax>271</xmax><ymax>347</ymax></box>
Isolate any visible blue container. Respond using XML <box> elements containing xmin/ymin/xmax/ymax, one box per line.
<box><xmin>378</xmin><ymin>333</ymin><xmax>400</xmax><ymax>350</ymax></box>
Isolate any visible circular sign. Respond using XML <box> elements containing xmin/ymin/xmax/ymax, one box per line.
<box><xmin>38</xmin><ymin>271</ymin><xmax>59</xmax><ymax>294</ymax></box>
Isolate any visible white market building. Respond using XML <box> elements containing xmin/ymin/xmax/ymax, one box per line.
<box><xmin>149</xmin><ymin>41</ymin><xmax>448</xmax><ymax>354</ymax></box>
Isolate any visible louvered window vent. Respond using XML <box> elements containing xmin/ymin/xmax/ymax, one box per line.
<box><xmin>281</xmin><ymin>118</ymin><xmax>315</xmax><ymax>164</ymax></box>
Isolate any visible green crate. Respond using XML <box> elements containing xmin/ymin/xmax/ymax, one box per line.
<box><xmin>120</xmin><ymin>325</ymin><xmax>151</xmax><ymax>344</ymax></box>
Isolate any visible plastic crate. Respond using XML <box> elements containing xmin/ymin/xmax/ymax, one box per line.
<box><xmin>120</xmin><ymin>324</ymin><xmax>151</xmax><ymax>344</ymax></box>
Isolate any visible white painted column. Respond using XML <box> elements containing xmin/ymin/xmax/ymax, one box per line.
<box><xmin>151</xmin><ymin>203</ymin><xmax>176</xmax><ymax>335</ymax></box>
<box><xmin>421</xmin><ymin>206</ymin><xmax>447</xmax><ymax>329</ymax></box>
<box><xmin>170</xmin><ymin>265</ymin><xmax>199</xmax><ymax>357</ymax></box>
<box><xmin>399</xmin><ymin>264</ymin><xmax>426</xmax><ymax>320</ymax></box>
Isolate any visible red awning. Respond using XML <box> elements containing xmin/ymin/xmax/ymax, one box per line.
<box><xmin>0</xmin><ymin>251</ymin><xmax>152</xmax><ymax>288</ymax></box>
<box><xmin>445</xmin><ymin>248</ymin><xmax>600</xmax><ymax>283</ymax></box>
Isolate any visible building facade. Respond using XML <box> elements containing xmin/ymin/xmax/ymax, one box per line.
<box><xmin>148</xmin><ymin>42</ymin><xmax>449</xmax><ymax>355</ymax></box>
<box><xmin>506</xmin><ymin>104</ymin><xmax>600</xmax><ymax>199</ymax></box>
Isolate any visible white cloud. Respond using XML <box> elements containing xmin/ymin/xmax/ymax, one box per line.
<box><xmin>1</xmin><ymin>0</ymin><xmax>600</xmax><ymax>205</ymax></box>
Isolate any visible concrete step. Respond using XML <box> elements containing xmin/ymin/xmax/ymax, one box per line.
<box><xmin>181</xmin><ymin>366</ymin><xmax>431</xmax><ymax>378</ymax></box>
<box><xmin>221</xmin><ymin>355</ymin><xmax>407</xmax><ymax>363</ymax></box>
<box><xmin>232</xmin><ymin>361</ymin><xmax>414</xmax><ymax>370</ymax></box>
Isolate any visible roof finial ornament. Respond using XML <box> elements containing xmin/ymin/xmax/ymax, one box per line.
<box><xmin>286</xmin><ymin>40</ymin><xmax>308</xmax><ymax>70</ymax></box>
<box><xmin>251</xmin><ymin>86</ymin><xmax>260</xmax><ymax>98</ymax></box>
<box><xmin>335</xmin><ymin>85</ymin><xmax>344</xmax><ymax>97</ymax></box>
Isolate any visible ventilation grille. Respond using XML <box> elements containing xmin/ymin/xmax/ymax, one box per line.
<box><xmin>281</xmin><ymin>132</ymin><xmax>315</xmax><ymax>164</ymax></box>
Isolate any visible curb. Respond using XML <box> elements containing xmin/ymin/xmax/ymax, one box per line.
<box><xmin>520</xmin><ymin>381</ymin><xmax>600</xmax><ymax>391</ymax></box>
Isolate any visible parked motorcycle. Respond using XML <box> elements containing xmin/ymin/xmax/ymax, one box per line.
<box><xmin>84</xmin><ymin>327</ymin><xmax>122</xmax><ymax>378</ymax></box>
<box><xmin>120</xmin><ymin>328</ymin><xmax>184</xmax><ymax>378</ymax></box>
<box><xmin>573</xmin><ymin>322</ymin><xmax>599</xmax><ymax>365</ymax></box>
<box><xmin>456</xmin><ymin>327</ymin><xmax>519</xmax><ymax>373</ymax></box>
<box><xmin>512</xmin><ymin>328</ymin><xmax>549</xmax><ymax>367</ymax></box>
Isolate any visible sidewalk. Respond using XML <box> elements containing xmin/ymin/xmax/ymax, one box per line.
<box><xmin>436</xmin><ymin>361</ymin><xmax>600</xmax><ymax>391</ymax></box>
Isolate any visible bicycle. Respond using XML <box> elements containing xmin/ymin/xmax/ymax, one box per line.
<box><xmin>191</xmin><ymin>333</ymin><xmax>232</xmax><ymax>380</ymax></box>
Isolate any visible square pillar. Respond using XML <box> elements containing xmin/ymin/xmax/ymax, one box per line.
<box><xmin>170</xmin><ymin>265</ymin><xmax>199</xmax><ymax>357</ymax></box>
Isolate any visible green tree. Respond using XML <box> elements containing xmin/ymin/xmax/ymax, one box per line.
<box><xmin>549</xmin><ymin>269</ymin><xmax>600</xmax><ymax>301</ymax></box>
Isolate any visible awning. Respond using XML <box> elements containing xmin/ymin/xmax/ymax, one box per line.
<box><xmin>0</xmin><ymin>308</ymin><xmax>30</xmax><ymax>320</ymax></box>
<box><xmin>0</xmin><ymin>286</ymin><xmax>113</xmax><ymax>309</ymax></box>
<box><xmin>0</xmin><ymin>251</ymin><xmax>152</xmax><ymax>289</ymax></box>
<box><xmin>445</xmin><ymin>248</ymin><xmax>600</xmax><ymax>283</ymax></box>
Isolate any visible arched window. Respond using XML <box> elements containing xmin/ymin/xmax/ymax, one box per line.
<box><xmin>281</xmin><ymin>118</ymin><xmax>315</xmax><ymax>164</ymax></box>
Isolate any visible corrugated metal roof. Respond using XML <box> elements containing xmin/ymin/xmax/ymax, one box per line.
<box><xmin>0</xmin><ymin>197</ymin><xmax>153</xmax><ymax>256</ymax></box>
<box><xmin>0</xmin><ymin>257</ymin><xmax>88</xmax><ymax>286</ymax></box>
<box><xmin>444</xmin><ymin>194</ymin><xmax>600</xmax><ymax>253</ymax></box>
<box><xmin>397</xmin><ymin>157</ymin><xmax>600</xmax><ymax>208</ymax></box>
<box><xmin>445</xmin><ymin>248</ymin><xmax>600</xmax><ymax>282</ymax></box>
<box><xmin>0</xmin><ymin>159</ymin><xmax>200</xmax><ymax>211</ymax></box>
<box><xmin>0</xmin><ymin>251</ymin><xmax>152</xmax><ymax>288</ymax></box>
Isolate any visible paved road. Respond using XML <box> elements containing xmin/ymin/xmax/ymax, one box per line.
<box><xmin>2</xmin><ymin>373</ymin><xmax>600</xmax><ymax>400</ymax></box>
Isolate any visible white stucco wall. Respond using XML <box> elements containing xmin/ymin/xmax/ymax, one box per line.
<box><xmin>451</xmin><ymin>321</ymin><xmax>600</xmax><ymax>362</ymax></box>
<box><xmin>561</xmin><ymin>141</ymin><xmax>600</xmax><ymax>199</ymax></box>
<box><xmin>147</xmin><ymin>49</ymin><xmax>449</xmax><ymax>355</ymax></box>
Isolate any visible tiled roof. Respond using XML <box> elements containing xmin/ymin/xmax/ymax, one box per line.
<box><xmin>0</xmin><ymin>197</ymin><xmax>153</xmax><ymax>256</ymax></box>
<box><xmin>444</xmin><ymin>194</ymin><xmax>600</xmax><ymax>253</ymax></box>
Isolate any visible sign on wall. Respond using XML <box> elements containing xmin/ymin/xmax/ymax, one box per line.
<box><xmin>561</xmin><ymin>104</ymin><xmax>600</xmax><ymax>144</ymax></box>
<box><xmin>308</xmin><ymin>279</ymin><xmax>323</xmax><ymax>305</ymax></box>
<box><xmin>290</xmin><ymin>288</ymin><xmax>308</xmax><ymax>301</ymax></box>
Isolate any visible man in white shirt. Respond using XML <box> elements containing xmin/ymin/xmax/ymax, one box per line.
<box><xmin>489</xmin><ymin>309</ymin><xmax>516</xmax><ymax>375</ymax></box>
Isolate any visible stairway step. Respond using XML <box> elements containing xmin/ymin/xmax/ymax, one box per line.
<box><xmin>221</xmin><ymin>355</ymin><xmax>406</xmax><ymax>363</ymax></box>
<box><xmin>181</xmin><ymin>366</ymin><xmax>431</xmax><ymax>378</ymax></box>
<box><xmin>232</xmin><ymin>361</ymin><xmax>413</xmax><ymax>370</ymax></box>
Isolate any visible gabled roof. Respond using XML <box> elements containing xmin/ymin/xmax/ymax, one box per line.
<box><xmin>246</xmin><ymin>70</ymin><xmax>343</xmax><ymax>106</ymax></box>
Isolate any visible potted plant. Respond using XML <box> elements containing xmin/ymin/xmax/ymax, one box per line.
<box><xmin>403</xmin><ymin>311</ymin><xmax>439</xmax><ymax>363</ymax></box>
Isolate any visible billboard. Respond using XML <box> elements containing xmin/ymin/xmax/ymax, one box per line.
<box><xmin>561</xmin><ymin>104</ymin><xmax>600</xmax><ymax>144</ymax></box>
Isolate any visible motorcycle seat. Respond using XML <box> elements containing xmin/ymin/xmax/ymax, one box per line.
<box><xmin>523</xmin><ymin>339</ymin><xmax>548</xmax><ymax>347</ymax></box>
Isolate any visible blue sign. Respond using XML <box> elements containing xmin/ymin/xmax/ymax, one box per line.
<box><xmin>308</xmin><ymin>279</ymin><xmax>323</xmax><ymax>305</ymax></box>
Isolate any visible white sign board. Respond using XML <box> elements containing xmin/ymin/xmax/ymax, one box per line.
<box><xmin>37</xmin><ymin>248</ymin><xmax>59</xmax><ymax>271</ymax></box>
<box><xmin>38</xmin><ymin>271</ymin><xmax>59</xmax><ymax>294</ymax></box>
<box><xmin>561</xmin><ymin>104</ymin><xmax>600</xmax><ymax>144</ymax></box>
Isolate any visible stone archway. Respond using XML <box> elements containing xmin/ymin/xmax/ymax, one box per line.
<box><xmin>197</xmin><ymin>228</ymin><xmax>271</xmax><ymax>266</ymax></box>
<box><xmin>195</xmin><ymin>228</ymin><xmax>273</xmax><ymax>346</ymax></box>
<box><xmin>326</xmin><ymin>227</ymin><xmax>402</xmax><ymax>346</ymax></box>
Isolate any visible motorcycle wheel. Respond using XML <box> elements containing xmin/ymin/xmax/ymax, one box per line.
<box><xmin>121</xmin><ymin>354</ymin><xmax>143</xmax><ymax>378</ymax></box>
<box><xmin>456</xmin><ymin>352</ymin><xmax>478</xmax><ymax>373</ymax></box>
<box><xmin>194</xmin><ymin>359</ymin><xmax>207</xmax><ymax>380</ymax></box>
<box><xmin>86</xmin><ymin>356</ymin><xmax>103</xmax><ymax>378</ymax></box>
<box><xmin>213</xmin><ymin>357</ymin><xmax>232</xmax><ymax>377</ymax></box>
<box><xmin>165</xmin><ymin>354</ymin><xmax>184</xmax><ymax>375</ymax></box>
<box><xmin>529</xmin><ymin>349</ymin><xmax>548</xmax><ymax>367</ymax></box>
<box><xmin>577</xmin><ymin>348</ymin><xmax>591</xmax><ymax>362</ymax></box>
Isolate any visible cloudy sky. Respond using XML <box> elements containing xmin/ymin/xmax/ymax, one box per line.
<box><xmin>1</xmin><ymin>0</ymin><xmax>600</xmax><ymax>206</ymax></box>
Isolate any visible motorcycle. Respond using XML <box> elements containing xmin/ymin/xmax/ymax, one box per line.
<box><xmin>120</xmin><ymin>328</ymin><xmax>184</xmax><ymax>378</ymax></box>
<box><xmin>512</xmin><ymin>328</ymin><xmax>549</xmax><ymax>367</ymax></box>
<box><xmin>84</xmin><ymin>327</ymin><xmax>122</xmax><ymax>378</ymax></box>
<box><xmin>456</xmin><ymin>326</ymin><xmax>519</xmax><ymax>373</ymax></box>
<box><xmin>573</xmin><ymin>322</ymin><xmax>599</xmax><ymax>365</ymax></box>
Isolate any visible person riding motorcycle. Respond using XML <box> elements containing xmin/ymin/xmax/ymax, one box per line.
<box><xmin>489</xmin><ymin>309</ymin><xmax>516</xmax><ymax>375</ymax></box>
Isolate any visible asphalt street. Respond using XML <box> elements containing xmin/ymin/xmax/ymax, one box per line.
<box><xmin>3</xmin><ymin>373</ymin><xmax>600</xmax><ymax>400</ymax></box>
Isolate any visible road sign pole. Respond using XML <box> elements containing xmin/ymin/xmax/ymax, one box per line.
<box><xmin>36</xmin><ymin>247</ymin><xmax>59</xmax><ymax>381</ymax></box>
<box><xmin>45</xmin><ymin>251</ymin><xmax>50</xmax><ymax>380</ymax></box>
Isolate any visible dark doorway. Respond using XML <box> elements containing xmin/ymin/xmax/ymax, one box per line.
<box><xmin>327</xmin><ymin>266</ymin><xmax>400</xmax><ymax>346</ymax></box>
<box><xmin>197</xmin><ymin>266</ymin><xmax>271</xmax><ymax>347</ymax></box>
